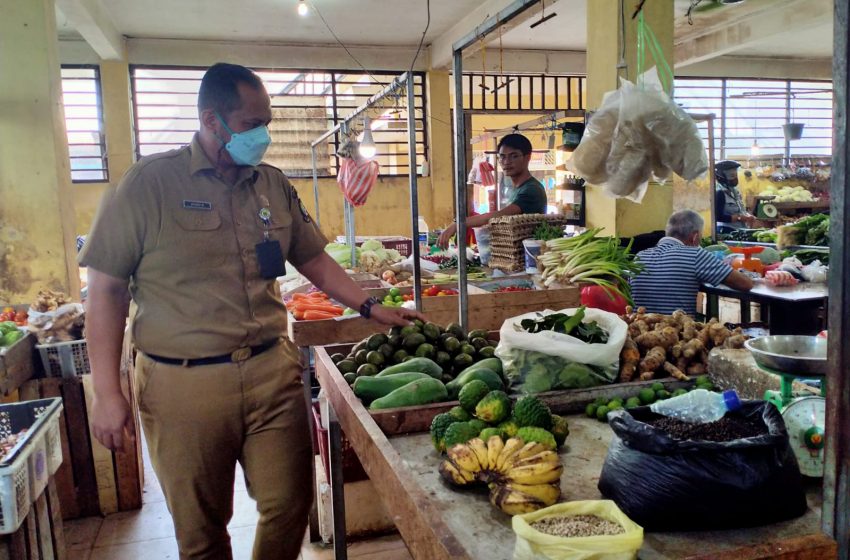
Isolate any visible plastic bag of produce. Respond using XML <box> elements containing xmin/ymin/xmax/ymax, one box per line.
<box><xmin>512</xmin><ymin>500</ymin><xmax>643</xmax><ymax>560</ymax></box>
<box><xmin>337</xmin><ymin>156</ymin><xmax>379</xmax><ymax>207</ymax></box>
<box><xmin>495</xmin><ymin>308</ymin><xmax>627</xmax><ymax>392</ymax></box>
<box><xmin>568</xmin><ymin>73</ymin><xmax>707</xmax><ymax>203</ymax></box>
<box><xmin>597</xmin><ymin>401</ymin><xmax>807</xmax><ymax>531</ymax></box>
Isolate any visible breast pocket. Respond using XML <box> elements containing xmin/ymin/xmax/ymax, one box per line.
<box><xmin>256</xmin><ymin>210</ymin><xmax>293</xmax><ymax>259</ymax></box>
<box><xmin>172</xmin><ymin>209</ymin><xmax>226</xmax><ymax>267</ymax></box>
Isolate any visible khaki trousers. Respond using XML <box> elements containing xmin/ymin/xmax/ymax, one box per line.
<box><xmin>135</xmin><ymin>340</ymin><xmax>312</xmax><ymax>560</ymax></box>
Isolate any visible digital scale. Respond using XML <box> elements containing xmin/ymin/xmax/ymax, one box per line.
<box><xmin>745</xmin><ymin>336</ymin><xmax>827</xmax><ymax>477</ymax></box>
<box><xmin>753</xmin><ymin>196</ymin><xmax>780</xmax><ymax>220</ymax></box>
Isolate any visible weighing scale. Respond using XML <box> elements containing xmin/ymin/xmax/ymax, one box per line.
<box><xmin>745</xmin><ymin>336</ymin><xmax>827</xmax><ymax>477</ymax></box>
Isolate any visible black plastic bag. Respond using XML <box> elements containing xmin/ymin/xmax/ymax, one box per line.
<box><xmin>597</xmin><ymin>401</ymin><xmax>807</xmax><ymax>531</ymax></box>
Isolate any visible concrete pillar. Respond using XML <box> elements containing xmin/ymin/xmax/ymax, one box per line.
<box><xmin>425</xmin><ymin>70</ymin><xmax>454</xmax><ymax>230</ymax></box>
<box><xmin>0</xmin><ymin>0</ymin><xmax>81</xmax><ymax>303</ymax></box>
<box><xmin>584</xmin><ymin>0</ymin><xmax>675</xmax><ymax>238</ymax></box>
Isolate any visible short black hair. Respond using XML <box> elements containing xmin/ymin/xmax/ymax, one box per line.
<box><xmin>497</xmin><ymin>133</ymin><xmax>532</xmax><ymax>156</ymax></box>
<box><xmin>198</xmin><ymin>63</ymin><xmax>265</xmax><ymax>115</ymax></box>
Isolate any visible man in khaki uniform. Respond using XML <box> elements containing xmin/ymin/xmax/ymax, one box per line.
<box><xmin>81</xmin><ymin>63</ymin><xmax>423</xmax><ymax>560</ymax></box>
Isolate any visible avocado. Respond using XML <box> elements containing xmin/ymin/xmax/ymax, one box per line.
<box><xmin>351</xmin><ymin>340</ymin><xmax>368</xmax><ymax>354</ymax></box>
<box><xmin>415</xmin><ymin>343</ymin><xmax>436</xmax><ymax>360</ymax></box>
<box><xmin>357</xmin><ymin>363</ymin><xmax>378</xmax><ymax>377</ymax></box>
<box><xmin>477</xmin><ymin>346</ymin><xmax>496</xmax><ymax>359</ymax></box>
<box><xmin>403</xmin><ymin>333</ymin><xmax>427</xmax><ymax>350</ymax></box>
<box><xmin>470</xmin><ymin>337</ymin><xmax>489</xmax><ymax>351</ymax></box>
<box><xmin>330</xmin><ymin>353</ymin><xmax>346</xmax><ymax>365</ymax></box>
<box><xmin>413</xmin><ymin>319</ymin><xmax>425</xmax><ymax>329</ymax></box>
<box><xmin>366</xmin><ymin>351</ymin><xmax>385</xmax><ymax>367</ymax></box>
<box><xmin>442</xmin><ymin>336</ymin><xmax>461</xmax><ymax>354</ymax></box>
<box><xmin>367</xmin><ymin>333</ymin><xmax>389</xmax><ymax>351</ymax></box>
<box><xmin>336</xmin><ymin>359</ymin><xmax>357</xmax><ymax>374</ymax></box>
<box><xmin>487</xmin><ymin>339</ymin><xmax>499</xmax><ymax>347</ymax></box>
<box><xmin>422</xmin><ymin>323</ymin><xmax>441</xmax><ymax>342</ymax></box>
<box><xmin>435</xmin><ymin>351</ymin><xmax>452</xmax><ymax>368</ymax></box>
<box><xmin>446</xmin><ymin>323</ymin><xmax>466</xmax><ymax>340</ymax></box>
<box><xmin>378</xmin><ymin>343</ymin><xmax>395</xmax><ymax>358</ymax></box>
<box><xmin>343</xmin><ymin>372</ymin><xmax>357</xmax><ymax>385</ymax></box>
<box><xmin>388</xmin><ymin>326</ymin><xmax>403</xmax><ymax>337</ymax></box>
<box><xmin>354</xmin><ymin>350</ymin><xmax>369</xmax><ymax>366</ymax></box>
<box><xmin>392</xmin><ymin>349</ymin><xmax>409</xmax><ymax>363</ymax></box>
<box><xmin>468</xmin><ymin>329</ymin><xmax>489</xmax><ymax>341</ymax></box>
<box><xmin>400</xmin><ymin>325</ymin><xmax>421</xmax><ymax>337</ymax></box>
<box><xmin>459</xmin><ymin>343</ymin><xmax>476</xmax><ymax>356</ymax></box>
<box><xmin>453</xmin><ymin>353</ymin><xmax>474</xmax><ymax>370</ymax></box>
<box><xmin>388</xmin><ymin>334</ymin><xmax>403</xmax><ymax>348</ymax></box>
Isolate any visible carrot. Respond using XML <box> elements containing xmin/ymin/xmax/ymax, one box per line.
<box><xmin>294</xmin><ymin>303</ymin><xmax>343</xmax><ymax>315</ymax></box>
<box><xmin>291</xmin><ymin>293</ymin><xmax>312</xmax><ymax>301</ymax></box>
<box><xmin>292</xmin><ymin>309</ymin><xmax>305</xmax><ymax>320</ymax></box>
<box><xmin>303</xmin><ymin>310</ymin><xmax>338</xmax><ymax>320</ymax></box>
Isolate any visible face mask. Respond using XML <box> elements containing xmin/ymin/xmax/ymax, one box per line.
<box><xmin>215</xmin><ymin>113</ymin><xmax>271</xmax><ymax>166</ymax></box>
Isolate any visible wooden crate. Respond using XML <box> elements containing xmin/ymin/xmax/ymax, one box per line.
<box><xmin>0</xmin><ymin>334</ymin><xmax>36</xmax><ymax>397</ymax></box>
<box><xmin>316</xmin><ymin>343</ymin><xmax>693</xmax><ymax>436</ymax></box>
<box><xmin>16</xmin><ymin>337</ymin><xmax>143</xmax><ymax>521</ymax></box>
<box><xmin>0</xmin><ymin>478</ymin><xmax>66</xmax><ymax>560</ymax></box>
<box><xmin>286</xmin><ymin>284</ymin><xmax>581</xmax><ymax>348</ymax></box>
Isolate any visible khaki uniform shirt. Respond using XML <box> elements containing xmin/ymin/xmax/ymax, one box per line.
<box><xmin>79</xmin><ymin>135</ymin><xmax>327</xmax><ymax>359</ymax></box>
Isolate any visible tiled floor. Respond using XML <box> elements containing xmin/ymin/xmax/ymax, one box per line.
<box><xmin>63</xmin><ymin>439</ymin><xmax>411</xmax><ymax>560</ymax></box>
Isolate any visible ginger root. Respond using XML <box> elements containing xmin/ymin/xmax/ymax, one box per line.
<box><xmin>635</xmin><ymin>326</ymin><xmax>678</xmax><ymax>351</ymax></box>
<box><xmin>686</xmin><ymin>363</ymin><xmax>707</xmax><ymax>377</ymax></box>
<box><xmin>724</xmin><ymin>334</ymin><xmax>747</xmax><ymax>349</ymax></box>
<box><xmin>619</xmin><ymin>338</ymin><xmax>641</xmax><ymax>383</ymax></box>
<box><xmin>663</xmin><ymin>361</ymin><xmax>689</xmax><ymax>381</ymax></box>
<box><xmin>640</xmin><ymin>346</ymin><xmax>666</xmax><ymax>374</ymax></box>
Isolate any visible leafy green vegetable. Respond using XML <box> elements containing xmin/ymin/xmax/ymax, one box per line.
<box><xmin>519</xmin><ymin>306</ymin><xmax>609</xmax><ymax>344</ymax></box>
<box><xmin>533</xmin><ymin>222</ymin><xmax>565</xmax><ymax>241</ymax></box>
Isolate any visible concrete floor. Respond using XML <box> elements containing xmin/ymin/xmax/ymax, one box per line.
<box><xmin>61</xmin><ymin>438</ymin><xmax>411</xmax><ymax>560</ymax></box>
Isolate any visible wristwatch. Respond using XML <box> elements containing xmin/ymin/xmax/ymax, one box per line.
<box><xmin>359</xmin><ymin>296</ymin><xmax>381</xmax><ymax>319</ymax></box>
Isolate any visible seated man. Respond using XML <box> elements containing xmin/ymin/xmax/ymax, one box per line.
<box><xmin>631</xmin><ymin>210</ymin><xmax>753</xmax><ymax>315</ymax></box>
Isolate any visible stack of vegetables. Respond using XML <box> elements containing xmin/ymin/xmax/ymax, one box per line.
<box><xmin>0</xmin><ymin>322</ymin><xmax>24</xmax><ymax>349</ymax></box>
<box><xmin>538</xmin><ymin>228</ymin><xmax>642</xmax><ymax>302</ymax></box>
<box><xmin>777</xmin><ymin>213</ymin><xmax>830</xmax><ymax>247</ymax></box>
<box><xmin>618</xmin><ymin>308</ymin><xmax>746</xmax><ymax>383</ymax></box>
<box><xmin>0</xmin><ymin>306</ymin><xmax>26</xmax><ymax>326</ymax></box>
<box><xmin>284</xmin><ymin>292</ymin><xmax>345</xmax><ymax>320</ymax></box>
<box><xmin>332</xmin><ymin>321</ymin><xmax>503</xmax><ymax>410</ymax></box>
<box><xmin>435</xmin><ymin>394</ymin><xmax>569</xmax><ymax>515</ymax></box>
<box><xmin>325</xmin><ymin>239</ymin><xmax>404</xmax><ymax>273</ymax></box>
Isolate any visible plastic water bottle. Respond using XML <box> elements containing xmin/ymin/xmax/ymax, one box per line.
<box><xmin>650</xmin><ymin>389</ymin><xmax>742</xmax><ymax>424</ymax></box>
<box><xmin>417</xmin><ymin>216</ymin><xmax>429</xmax><ymax>252</ymax></box>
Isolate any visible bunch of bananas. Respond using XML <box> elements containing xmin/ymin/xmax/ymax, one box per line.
<box><xmin>439</xmin><ymin>435</ymin><xmax>562</xmax><ymax>515</ymax></box>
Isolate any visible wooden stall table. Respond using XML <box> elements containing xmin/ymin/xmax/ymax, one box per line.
<box><xmin>701</xmin><ymin>282</ymin><xmax>828</xmax><ymax>335</ymax></box>
<box><xmin>315</xmin><ymin>346</ymin><xmax>837</xmax><ymax>560</ymax></box>
<box><xmin>0</xmin><ymin>479</ymin><xmax>67</xmax><ymax>560</ymax></box>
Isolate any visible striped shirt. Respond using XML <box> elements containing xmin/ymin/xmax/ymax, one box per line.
<box><xmin>630</xmin><ymin>237</ymin><xmax>732</xmax><ymax>315</ymax></box>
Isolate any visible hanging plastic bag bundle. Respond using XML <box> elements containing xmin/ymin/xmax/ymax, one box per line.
<box><xmin>337</xmin><ymin>155</ymin><xmax>379</xmax><ymax>207</ymax></box>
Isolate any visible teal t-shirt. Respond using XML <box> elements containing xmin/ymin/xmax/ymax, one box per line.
<box><xmin>508</xmin><ymin>177</ymin><xmax>548</xmax><ymax>214</ymax></box>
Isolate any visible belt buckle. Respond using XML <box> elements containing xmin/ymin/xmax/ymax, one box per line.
<box><xmin>231</xmin><ymin>347</ymin><xmax>252</xmax><ymax>362</ymax></box>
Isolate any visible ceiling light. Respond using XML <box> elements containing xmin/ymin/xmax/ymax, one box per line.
<box><xmin>750</xmin><ymin>140</ymin><xmax>760</xmax><ymax>157</ymax></box>
<box><xmin>297</xmin><ymin>0</ymin><xmax>308</xmax><ymax>16</ymax></box>
<box><xmin>359</xmin><ymin>117</ymin><xmax>376</xmax><ymax>159</ymax></box>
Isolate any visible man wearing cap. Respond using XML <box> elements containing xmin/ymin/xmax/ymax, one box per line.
<box><xmin>715</xmin><ymin>160</ymin><xmax>756</xmax><ymax>232</ymax></box>
<box><xmin>80</xmin><ymin>63</ymin><xmax>424</xmax><ymax>560</ymax></box>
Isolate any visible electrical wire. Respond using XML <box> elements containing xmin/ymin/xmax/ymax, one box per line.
<box><xmin>409</xmin><ymin>0</ymin><xmax>431</xmax><ymax>73</ymax></box>
<box><xmin>310</xmin><ymin>1</ymin><xmax>383</xmax><ymax>87</ymax></box>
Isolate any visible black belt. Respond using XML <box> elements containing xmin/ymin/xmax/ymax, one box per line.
<box><xmin>146</xmin><ymin>340</ymin><xmax>278</xmax><ymax>367</ymax></box>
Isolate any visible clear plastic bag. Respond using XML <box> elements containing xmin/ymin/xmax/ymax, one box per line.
<box><xmin>568</xmin><ymin>71</ymin><xmax>708</xmax><ymax>203</ymax></box>
<box><xmin>512</xmin><ymin>500</ymin><xmax>644</xmax><ymax>560</ymax></box>
<box><xmin>495</xmin><ymin>308</ymin><xmax>627</xmax><ymax>392</ymax></box>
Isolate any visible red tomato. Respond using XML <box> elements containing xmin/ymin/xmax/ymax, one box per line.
<box><xmin>14</xmin><ymin>311</ymin><xmax>26</xmax><ymax>322</ymax></box>
<box><xmin>0</xmin><ymin>313</ymin><xmax>10</xmax><ymax>322</ymax></box>
<box><xmin>580</xmin><ymin>286</ymin><xmax>628</xmax><ymax>315</ymax></box>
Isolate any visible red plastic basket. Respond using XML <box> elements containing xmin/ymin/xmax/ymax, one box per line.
<box><xmin>312</xmin><ymin>403</ymin><xmax>367</xmax><ymax>484</ymax></box>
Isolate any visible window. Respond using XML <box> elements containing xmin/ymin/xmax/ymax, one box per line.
<box><xmin>61</xmin><ymin>66</ymin><xmax>108</xmax><ymax>182</ymax></box>
<box><xmin>461</xmin><ymin>73</ymin><xmax>586</xmax><ymax>111</ymax></box>
<box><xmin>674</xmin><ymin>78</ymin><xmax>833</xmax><ymax>161</ymax></box>
<box><xmin>130</xmin><ymin>67</ymin><xmax>427</xmax><ymax>177</ymax></box>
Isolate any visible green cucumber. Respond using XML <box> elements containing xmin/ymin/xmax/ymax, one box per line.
<box><xmin>369</xmin><ymin>378</ymin><xmax>448</xmax><ymax>410</ymax></box>
<box><xmin>376</xmin><ymin>357</ymin><xmax>442</xmax><ymax>378</ymax></box>
<box><xmin>352</xmin><ymin>372</ymin><xmax>431</xmax><ymax>402</ymax></box>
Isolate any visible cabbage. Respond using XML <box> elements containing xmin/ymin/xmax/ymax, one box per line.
<box><xmin>326</xmin><ymin>243</ymin><xmax>359</xmax><ymax>266</ymax></box>
<box><xmin>759</xmin><ymin>247</ymin><xmax>781</xmax><ymax>265</ymax></box>
<box><xmin>385</xmin><ymin>249</ymin><xmax>402</xmax><ymax>262</ymax></box>
<box><xmin>361</xmin><ymin>239</ymin><xmax>383</xmax><ymax>252</ymax></box>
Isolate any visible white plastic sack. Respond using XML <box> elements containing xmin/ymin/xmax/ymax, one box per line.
<box><xmin>495</xmin><ymin>308</ymin><xmax>628</xmax><ymax>392</ymax></box>
<box><xmin>801</xmin><ymin>261</ymin><xmax>828</xmax><ymax>283</ymax></box>
<box><xmin>568</xmin><ymin>70</ymin><xmax>708</xmax><ymax>203</ymax></box>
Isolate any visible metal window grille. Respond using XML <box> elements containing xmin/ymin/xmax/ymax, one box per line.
<box><xmin>61</xmin><ymin>66</ymin><xmax>108</xmax><ymax>182</ymax></box>
<box><xmin>130</xmin><ymin>67</ymin><xmax>427</xmax><ymax>177</ymax></box>
<box><xmin>675</xmin><ymin>78</ymin><xmax>833</xmax><ymax>161</ymax></box>
<box><xmin>460</xmin><ymin>73</ymin><xmax>586</xmax><ymax>112</ymax></box>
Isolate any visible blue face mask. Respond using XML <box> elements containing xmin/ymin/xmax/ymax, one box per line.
<box><xmin>215</xmin><ymin>113</ymin><xmax>271</xmax><ymax>166</ymax></box>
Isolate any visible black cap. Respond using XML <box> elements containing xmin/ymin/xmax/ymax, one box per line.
<box><xmin>715</xmin><ymin>160</ymin><xmax>741</xmax><ymax>172</ymax></box>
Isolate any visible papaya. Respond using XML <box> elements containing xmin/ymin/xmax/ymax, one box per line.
<box><xmin>369</xmin><ymin>377</ymin><xmax>448</xmax><ymax>410</ymax></box>
<box><xmin>445</xmin><ymin>367</ymin><xmax>503</xmax><ymax>398</ymax></box>
<box><xmin>353</xmin><ymin>372</ymin><xmax>432</xmax><ymax>402</ymax></box>
<box><xmin>376</xmin><ymin>357</ymin><xmax>442</xmax><ymax>378</ymax></box>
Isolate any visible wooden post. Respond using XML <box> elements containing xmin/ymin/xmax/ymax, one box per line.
<box><xmin>823</xmin><ymin>1</ymin><xmax>850</xmax><ymax>557</ymax></box>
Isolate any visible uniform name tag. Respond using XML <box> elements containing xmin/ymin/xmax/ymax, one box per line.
<box><xmin>182</xmin><ymin>200</ymin><xmax>212</xmax><ymax>211</ymax></box>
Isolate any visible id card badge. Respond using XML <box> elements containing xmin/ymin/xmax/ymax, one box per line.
<box><xmin>256</xmin><ymin>239</ymin><xmax>286</xmax><ymax>279</ymax></box>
